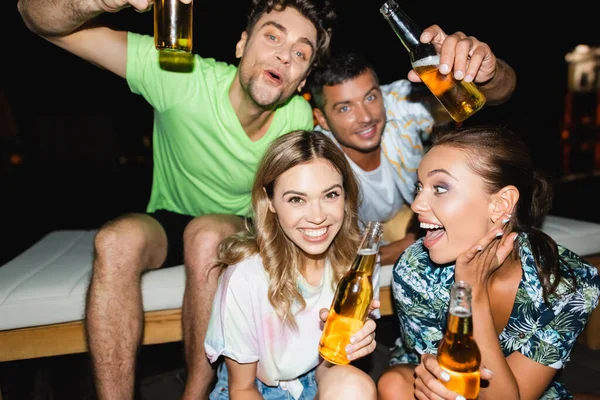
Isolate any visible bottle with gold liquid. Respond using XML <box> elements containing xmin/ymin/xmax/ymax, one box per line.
<box><xmin>437</xmin><ymin>281</ymin><xmax>481</xmax><ymax>399</ymax></box>
<box><xmin>379</xmin><ymin>0</ymin><xmax>486</xmax><ymax>122</ymax></box>
<box><xmin>318</xmin><ymin>221</ymin><xmax>383</xmax><ymax>365</ymax></box>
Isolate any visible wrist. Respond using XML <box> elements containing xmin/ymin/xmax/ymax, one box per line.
<box><xmin>471</xmin><ymin>286</ymin><xmax>490</xmax><ymax>305</ymax></box>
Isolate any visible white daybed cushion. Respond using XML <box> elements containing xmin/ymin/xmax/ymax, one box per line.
<box><xmin>1</xmin><ymin>215</ymin><xmax>600</xmax><ymax>331</ymax></box>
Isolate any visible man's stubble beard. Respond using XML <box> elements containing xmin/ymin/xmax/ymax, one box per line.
<box><xmin>241</xmin><ymin>73</ymin><xmax>287</xmax><ymax>111</ymax></box>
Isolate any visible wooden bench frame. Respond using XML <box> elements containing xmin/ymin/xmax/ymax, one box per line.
<box><xmin>1</xmin><ymin>256</ymin><xmax>599</xmax><ymax>400</ymax></box>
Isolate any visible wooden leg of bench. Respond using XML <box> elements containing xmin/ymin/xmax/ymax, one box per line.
<box><xmin>379</xmin><ymin>286</ymin><xmax>393</xmax><ymax>317</ymax></box>
<box><xmin>0</xmin><ymin>308</ymin><xmax>183</xmax><ymax>362</ymax></box>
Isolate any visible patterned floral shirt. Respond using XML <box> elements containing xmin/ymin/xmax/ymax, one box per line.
<box><xmin>390</xmin><ymin>234</ymin><xmax>600</xmax><ymax>399</ymax></box>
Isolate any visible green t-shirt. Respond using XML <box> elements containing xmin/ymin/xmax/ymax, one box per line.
<box><xmin>126</xmin><ymin>33</ymin><xmax>314</xmax><ymax>217</ymax></box>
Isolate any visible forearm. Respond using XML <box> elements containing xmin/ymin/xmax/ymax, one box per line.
<box><xmin>18</xmin><ymin>0</ymin><xmax>105</xmax><ymax>37</ymax></box>
<box><xmin>471</xmin><ymin>293</ymin><xmax>520</xmax><ymax>400</ymax></box>
<box><xmin>230</xmin><ymin>387</ymin><xmax>263</xmax><ymax>400</ymax></box>
<box><xmin>477</xmin><ymin>59</ymin><xmax>517</xmax><ymax>106</ymax></box>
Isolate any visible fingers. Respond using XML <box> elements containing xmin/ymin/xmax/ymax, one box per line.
<box><xmin>414</xmin><ymin>354</ymin><xmax>459</xmax><ymax>400</ymax></box>
<box><xmin>480</xmin><ymin>366</ymin><xmax>494</xmax><ymax>381</ymax></box>
<box><xmin>346</xmin><ymin>318</ymin><xmax>377</xmax><ymax>361</ymax></box>
<box><xmin>368</xmin><ymin>299</ymin><xmax>381</xmax><ymax>314</ymax></box>
<box><xmin>425</xmin><ymin>27</ymin><xmax>497</xmax><ymax>84</ymax></box>
<box><xmin>461</xmin><ymin>213</ymin><xmax>513</xmax><ymax>262</ymax></box>
<box><xmin>437</xmin><ymin>31</ymin><xmax>466</xmax><ymax>78</ymax></box>
<box><xmin>420</xmin><ymin>24</ymin><xmax>446</xmax><ymax>45</ymax></box>
<box><xmin>319</xmin><ymin>308</ymin><xmax>329</xmax><ymax>323</ymax></box>
<box><xmin>407</xmin><ymin>69</ymin><xmax>422</xmax><ymax>83</ymax></box>
<box><xmin>131</xmin><ymin>0</ymin><xmax>153</xmax><ymax>12</ymax></box>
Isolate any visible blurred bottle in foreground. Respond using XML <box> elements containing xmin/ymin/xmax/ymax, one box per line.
<box><xmin>154</xmin><ymin>0</ymin><xmax>193</xmax><ymax>53</ymax></box>
<box><xmin>379</xmin><ymin>0</ymin><xmax>485</xmax><ymax>122</ymax></box>
<box><xmin>437</xmin><ymin>281</ymin><xmax>481</xmax><ymax>399</ymax></box>
<box><xmin>318</xmin><ymin>221</ymin><xmax>383</xmax><ymax>365</ymax></box>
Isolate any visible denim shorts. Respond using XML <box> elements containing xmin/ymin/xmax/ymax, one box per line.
<box><xmin>209</xmin><ymin>361</ymin><xmax>318</xmax><ymax>400</ymax></box>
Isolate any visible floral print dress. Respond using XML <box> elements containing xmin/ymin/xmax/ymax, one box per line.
<box><xmin>390</xmin><ymin>233</ymin><xmax>600</xmax><ymax>399</ymax></box>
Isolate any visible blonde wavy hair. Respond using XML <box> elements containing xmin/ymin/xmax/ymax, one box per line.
<box><xmin>215</xmin><ymin>130</ymin><xmax>362</xmax><ymax>329</ymax></box>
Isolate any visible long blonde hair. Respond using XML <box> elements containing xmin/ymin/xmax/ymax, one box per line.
<box><xmin>215</xmin><ymin>130</ymin><xmax>361</xmax><ymax>329</ymax></box>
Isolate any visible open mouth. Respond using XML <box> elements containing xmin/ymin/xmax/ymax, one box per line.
<box><xmin>420</xmin><ymin>222</ymin><xmax>446</xmax><ymax>248</ymax></box>
<box><xmin>265</xmin><ymin>70</ymin><xmax>282</xmax><ymax>84</ymax></box>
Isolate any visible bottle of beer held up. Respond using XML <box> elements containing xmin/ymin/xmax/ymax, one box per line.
<box><xmin>437</xmin><ymin>281</ymin><xmax>482</xmax><ymax>400</ymax></box>
<box><xmin>379</xmin><ymin>0</ymin><xmax>486</xmax><ymax>122</ymax></box>
<box><xmin>318</xmin><ymin>221</ymin><xmax>383</xmax><ymax>365</ymax></box>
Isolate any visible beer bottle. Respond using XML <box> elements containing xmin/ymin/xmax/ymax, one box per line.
<box><xmin>318</xmin><ymin>221</ymin><xmax>383</xmax><ymax>365</ymax></box>
<box><xmin>437</xmin><ymin>281</ymin><xmax>482</xmax><ymax>399</ymax></box>
<box><xmin>379</xmin><ymin>0</ymin><xmax>486</xmax><ymax>122</ymax></box>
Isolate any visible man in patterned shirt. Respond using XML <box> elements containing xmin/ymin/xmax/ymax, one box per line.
<box><xmin>307</xmin><ymin>27</ymin><xmax>516</xmax><ymax>265</ymax></box>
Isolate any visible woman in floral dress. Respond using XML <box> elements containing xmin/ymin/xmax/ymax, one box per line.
<box><xmin>377</xmin><ymin>125</ymin><xmax>600</xmax><ymax>400</ymax></box>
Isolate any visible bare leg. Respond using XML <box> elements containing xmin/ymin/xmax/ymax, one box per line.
<box><xmin>181</xmin><ymin>214</ymin><xmax>246</xmax><ymax>400</ymax></box>
<box><xmin>85</xmin><ymin>214</ymin><xmax>167</xmax><ymax>400</ymax></box>
<box><xmin>377</xmin><ymin>364</ymin><xmax>416</xmax><ymax>400</ymax></box>
<box><xmin>316</xmin><ymin>365</ymin><xmax>377</xmax><ymax>400</ymax></box>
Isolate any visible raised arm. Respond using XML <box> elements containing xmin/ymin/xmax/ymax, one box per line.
<box><xmin>409</xmin><ymin>24</ymin><xmax>517</xmax><ymax>106</ymax></box>
<box><xmin>17</xmin><ymin>0</ymin><xmax>153</xmax><ymax>78</ymax></box>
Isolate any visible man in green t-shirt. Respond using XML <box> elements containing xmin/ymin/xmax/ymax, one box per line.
<box><xmin>18</xmin><ymin>0</ymin><xmax>336</xmax><ymax>398</ymax></box>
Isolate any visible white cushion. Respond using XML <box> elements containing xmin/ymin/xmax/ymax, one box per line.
<box><xmin>1</xmin><ymin>215</ymin><xmax>600</xmax><ymax>331</ymax></box>
<box><xmin>0</xmin><ymin>231</ymin><xmax>185</xmax><ymax>330</ymax></box>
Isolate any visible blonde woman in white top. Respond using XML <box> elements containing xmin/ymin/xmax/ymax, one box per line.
<box><xmin>205</xmin><ymin>130</ymin><xmax>379</xmax><ymax>400</ymax></box>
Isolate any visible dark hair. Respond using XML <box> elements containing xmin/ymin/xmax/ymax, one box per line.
<box><xmin>431</xmin><ymin>125</ymin><xmax>577</xmax><ymax>303</ymax></box>
<box><xmin>246</xmin><ymin>0</ymin><xmax>337</xmax><ymax>68</ymax></box>
<box><xmin>307</xmin><ymin>50</ymin><xmax>379</xmax><ymax>110</ymax></box>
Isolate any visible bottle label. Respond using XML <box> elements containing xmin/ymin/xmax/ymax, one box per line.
<box><xmin>412</xmin><ymin>55</ymin><xmax>440</xmax><ymax>68</ymax></box>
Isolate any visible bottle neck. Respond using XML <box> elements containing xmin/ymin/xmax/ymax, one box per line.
<box><xmin>380</xmin><ymin>1</ymin><xmax>436</xmax><ymax>61</ymax></box>
<box><xmin>446</xmin><ymin>281</ymin><xmax>474</xmax><ymax>336</ymax></box>
<box><xmin>446</xmin><ymin>311</ymin><xmax>474</xmax><ymax>336</ymax></box>
<box><xmin>351</xmin><ymin>250</ymin><xmax>377</xmax><ymax>275</ymax></box>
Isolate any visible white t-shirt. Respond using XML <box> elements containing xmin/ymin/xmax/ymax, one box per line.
<box><xmin>316</xmin><ymin>79</ymin><xmax>434</xmax><ymax>225</ymax></box>
<box><xmin>204</xmin><ymin>253</ymin><xmax>381</xmax><ymax>397</ymax></box>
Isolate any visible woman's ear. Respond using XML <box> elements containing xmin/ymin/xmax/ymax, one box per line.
<box><xmin>489</xmin><ymin>185</ymin><xmax>519</xmax><ymax>222</ymax></box>
<box><xmin>268</xmin><ymin>199</ymin><xmax>276</xmax><ymax>214</ymax></box>
<box><xmin>263</xmin><ymin>187</ymin><xmax>276</xmax><ymax>213</ymax></box>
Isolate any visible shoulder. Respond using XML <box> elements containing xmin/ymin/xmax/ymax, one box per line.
<box><xmin>380</xmin><ymin>79</ymin><xmax>414</xmax><ymax>98</ymax></box>
<box><xmin>313</xmin><ymin>126</ymin><xmax>341</xmax><ymax>146</ymax></box>
<box><xmin>380</xmin><ymin>80</ymin><xmax>434</xmax><ymax>136</ymax></box>
<box><xmin>281</xmin><ymin>94</ymin><xmax>312</xmax><ymax>114</ymax></box>
<box><xmin>275</xmin><ymin>94</ymin><xmax>313</xmax><ymax>130</ymax></box>
<box><xmin>220</xmin><ymin>254</ymin><xmax>268</xmax><ymax>293</ymax></box>
<box><xmin>557</xmin><ymin>245</ymin><xmax>600</xmax><ymax>301</ymax></box>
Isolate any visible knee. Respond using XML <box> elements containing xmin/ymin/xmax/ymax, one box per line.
<box><xmin>319</xmin><ymin>366</ymin><xmax>376</xmax><ymax>400</ymax></box>
<box><xmin>93</xmin><ymin>219</ymin><xmax>148</xmax><ymax>270</ymax></box>
<box><xmin>183</xmin><ymin>215</ymin><xmax>244</xmax><ymax>266</ymax></box>
<box><xmin>377</xmin><ymin>367</ymin><xmax>413</xmax><ymax>400</ymax></box>
<box><xmin>184</xmin><ymin>215</ymin><xmax>243</xmax><ymax>246</ymax></box>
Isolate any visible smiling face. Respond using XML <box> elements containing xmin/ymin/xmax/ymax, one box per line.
<box><xmin>235</xmin><ymin>6</ymin><xmax>317</xmax><ymax>109</ymax></box>
<box><xmin>411</xmin><ymin>145</ymin><xmax>495</xmax><ymax>264</ymax></box>
<box><xmin>313</xmin><ymin>69</ymin><xmax>386</xmax><ymax>156</ymax></box>
<box><xmin>268</xmin><ymin>159</ymin><xmax>345</xmax><ymax>265</ymax></box>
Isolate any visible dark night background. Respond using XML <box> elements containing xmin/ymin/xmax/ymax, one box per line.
<box><xmin>1</xmin><ymin>0</ymin><xmax>600</xmax><ymax>266</ymax></box>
